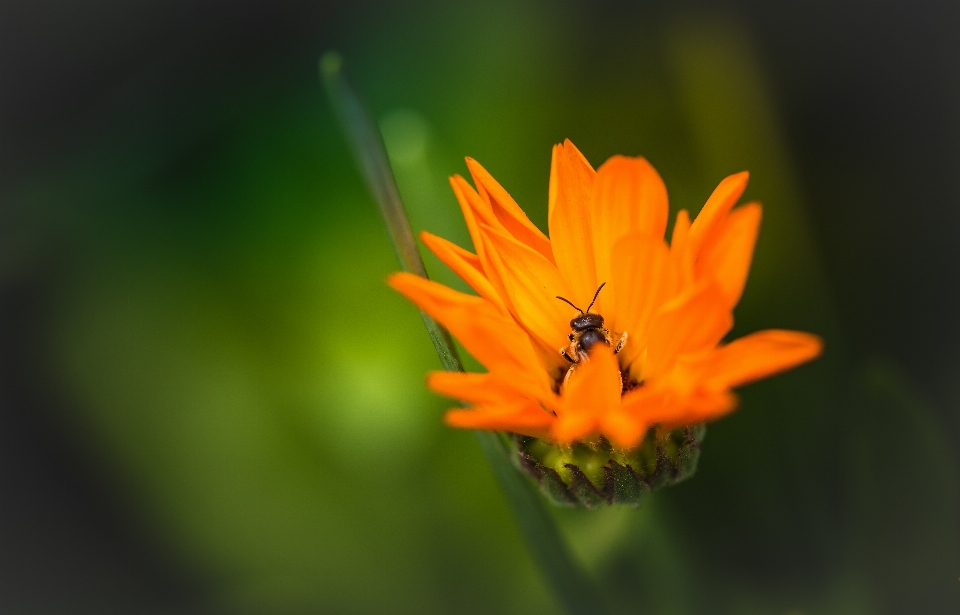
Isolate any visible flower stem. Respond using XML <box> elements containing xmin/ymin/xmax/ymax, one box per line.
<box><xmin>321</xmin><ymin>52</ymin><xmax>609</xmax><ymax>615</ymax></box>
<box><xmin>473</xmin><ymin>431</ymin><xmax>611</xmax><ymax>615</ymax></box>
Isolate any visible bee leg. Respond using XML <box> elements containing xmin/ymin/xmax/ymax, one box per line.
<box><xmin>560</xmin><ymin>348</ymin><xmax>576</xmax><ymax>363</ymax></box>
<box><xmin>614</xmin><ymin>332</ymin><xmax>628</xmax><ymax>354</ymax></box>
<box><xmin>562</xmin><ymin>363</ymin><xmax>578</xmax><ymax>388</ymax></box>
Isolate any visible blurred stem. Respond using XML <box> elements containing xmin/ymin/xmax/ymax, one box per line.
<box><xmin>321</xmin><ymin>53</ymin><xmax>609</xmax><ymax>615</ymax></box>
<box><xmin>319</xmin><ymin>53</ymin><xmax>459</xmax><ymax>372</ymax></box>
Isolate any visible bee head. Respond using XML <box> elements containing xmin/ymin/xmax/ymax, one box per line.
<box><xmin>571</xmin><ymin>313</ymin><xmax>604</xmax><ymax>331</ymax></box>
<box><xmin>556</xmin><ymin>282</ymin><xmax>608</xmax><ymax>333</ymax></box>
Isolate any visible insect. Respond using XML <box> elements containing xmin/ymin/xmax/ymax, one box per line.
<box><xmin>555</xmin><ymin>282</ymin><xmax>628</xmax><ymax>386</ymax></box>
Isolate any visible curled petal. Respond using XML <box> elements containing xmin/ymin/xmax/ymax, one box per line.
<box><xmin>480</xmin><ymin>222</ymin><xmax>571</xmax><ymax>358</ymax></box>
<box><xmin>449</xmin><ymin>174</ymin><xmax>496</xmax><ymax>254</ymax></box>
<box><xmin>466</xmin><ymin>157</ymin><xmax>554</xmax><ymax>264</ymax></box>
<box><xmin>671</xmin><ymin>208</ymin><xmax>692</xmax><ymax>250</ymax></box>
<box><xmin>419</xmin><ymin>231</ymin><xmax>508</xmax><ymax>313</ymax></box>
<box><xmin>688</xmin><ymin>171</ymin><xmax>749</xmax><ymax>257</ymax></box>
<box><xmin>388</xmin><ymin>273</ymin><xmax>553</xmax><ymax>397</ymax></box>
<box><xmin>696</xmin><ymin>203</ymin><xmax>762</xmax><ymax>306</ymax></box>
<box><xmin>669</xmin><ymin>209</ymin><xmax>695</xmax><ymax>290</ymax></box>
<box><xmin>449</xmin><ymin>175</ymin><xmax>515</xmax><ymax>310</ymax></box>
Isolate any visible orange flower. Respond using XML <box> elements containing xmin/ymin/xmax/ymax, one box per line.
<box><xmin>389</xmin><ymin>140</ymin><xmax>822</xmax><ymax>450</ymax></box>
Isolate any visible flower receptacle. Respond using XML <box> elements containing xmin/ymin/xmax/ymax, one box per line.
<box><xmin>511</xmin><ymin>425</ymin><xmax>705</xmax><ymax>507</ymax></box>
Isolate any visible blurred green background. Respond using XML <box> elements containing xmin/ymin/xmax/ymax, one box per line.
<box><xmin>2</xmin><ymin>1</ymin><xmax>959</xmax><ymax>613</ymax></box>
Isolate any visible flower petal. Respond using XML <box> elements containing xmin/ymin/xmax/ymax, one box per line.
<box><xmin>548</xmin><ymin>139</ymin><xmax>598</xmax><ymax>308</ymax></box>
<box><xmin>419</xmin><ymin>231</ymin><xmax>507</xmax><ymax>312</ymax></box>
<box><xmin>388</xmin><ymin>272</ymin><xmax>552</xmax><ymax>395</ymax></box>
<box><xmin>553</xmin><ymin>345</ymin><xmax>621</xmax><ymax>443</ymax></box>
<box><xmin>445</xmin><ymin>400</ymin><xmax>554</xmax><ymax>439</ymax></box>
<box><xmin>688</xmin><ymin>171</ymin><xmax>749</xmax><ymax>257</ymax></box>
<box><xmin>449</xmin><ymin>175</ymin><xmax>495</xmax><ymax>261</ymax></box>
<box><xmin>669</xmin><ymin>209</ymin><xmax>695</xmax><ymax>291</ymax></box>
<box><xmin>702</xmin><ymin>329</ymin><xmax>823</xmax><ymax>390</ymax></box>
<box><xmin>643</xmin><ymin>283</ymin><xmax>733</xmax><ymax>380</ymax></box>
<box><xmin>591</xmin><ymin>155</ymin><xmax>669</xmax><ymax>315</ymax></box>
<box><xmin>608</xmin><ymin>231</ymin><xmax>674</xmax><ymax>370</ymax></box>
<box><xmin>465</xmin><ymin>157</ymin><xmax>555</xmax><ymax>264</ymax></box>
<box><xmin>599</xmin><ymin>409</ymin><xmax>649</xmax><ymax>450</ymax></box>
<box><xmin>671</xmin><ymin>209</ymin><xmax>692</xmax><ymax>250</ymax></box>
<box><xmin>695</xmin><ymin>203</ymin><xmax>761</xmax><ymax>307</ymax></box>
<box><xmin>479</xmin><ymin>222</ymin><xmax>572</xmax><ymax>356</ymax></box>
<box><xmin>449</xmin><ymin>175</ymin><xmax>514</xmax><ymax>308</ymax></box>
<box><xmin>427</xmin><ymin>371</ymin><xmax>552</xmax><ymax>406</ymax></box>
<box><xmin>622</xmin><ymin>386</ymin><xmax>738</xmax><ymax>432</ymax></box>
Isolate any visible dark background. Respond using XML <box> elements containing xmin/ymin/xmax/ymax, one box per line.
<box><xmin>3</xmin><ymin>1</ymin><xmax>959</xmax><ymax>613</ymax></box>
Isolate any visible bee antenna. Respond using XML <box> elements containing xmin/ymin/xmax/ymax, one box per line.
<box><xmin>555</xmin><ymin>295</ymin><xmax>583</xmax><ymax>314</ymax></box>
<box><xmin>585</xmin><ymin>282</ymin><xmax>606</xmax><ymax>313</ymax></box>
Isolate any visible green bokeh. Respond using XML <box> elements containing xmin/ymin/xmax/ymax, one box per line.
<box><xmin>5</xmin><ymin>3</ymin><xmax>958</xmax><ymax>614</ymax></box>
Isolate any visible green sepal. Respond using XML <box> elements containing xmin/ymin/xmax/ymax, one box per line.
<box><xmin>565</xmin><ymin>464</ymin><xmax>608</xmax><ymax>508</ymax></box>
<box><xmin>511</xmin><ymin>425</ymin><xmax>705</xmax><ymax>508</ymax></box>
<box><xmin>606</xmin><ymin>460</ymin><xmax>649</xmax><ymax>505</ymax></box>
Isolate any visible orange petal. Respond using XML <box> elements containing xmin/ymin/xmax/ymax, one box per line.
<box><xmin>388</xmin><ymin>273</ymin><xmax>552</xmax><ymax>396</ymax></box>
<box><xmin>608</xmin><ymin>231</ymin><xmax>673</xmax><ymax>370</ymax></box>
<box><xmin>688</xmin><ymin>171</ymin><xmax>749</xmax><ymax>257</ymax></box>
<box><xmin>553</xmin><ymin>345</ymin><xmax>621</xmax><ymax>443</ymax></box>
<box><xmin>669</xmin><ymin>389</ymin><xmax>739</xmax><ymax>426</ymax></box>
<box><xmin>549</xmin><ymin>412</ymin><xmax>596</xmax><ymax>445</ymax></box>
<box><xmin>449</xmin><ymin>175</ymin><xmax>513</xmax><ymax>308</ymax></box>
<box><xmin>620</xmin><ymin>386</ymin><xmax>737</xmax><ymax>434</ymax></box>
<box><xmin>427</xmin><ymin>370</ymin><xmax>558</xmax><ymax>408</ymax></box>
<box><xmin>548</xmin><ymin>139</ymin><xmax>599</xmax><ymax>308</ymax></box>
<box><xmin>671</xmin><ymin>209</ymin><xmax>692</xmax><ymax>250</ymax></box>
<box><xmin>702</xmin><ymin>329</ymin><xmax>823</xmax><ymax>390</ymax></box>
<box><xmin>479</xmin><ymin>222</ymin><xmax>572</xmax><ymax>355</ymax></box>
<box><xmin>419</xmin><ymin>231</ymin><xmax>507</xmax><ymax>312</ymax></box>
<box><xmin>655</xmin><ymin>391</ymin><xmax>739</xmax><ymax>430</ymax></box>
<box><xmin>591</xmin><ymin>156</ymin><xmax>669</xmax><ymax>315</ymax></box>
<box><xmin>465</xmin><ymin>157</ymin><xmax>555</xmax><ymax>264</ymax></box>
<box><xmin>449</xmin><ymin>175</ymin><xmax>495</xmax><ymax>259</ymax></box>
<box><xmin>695</xmin><ymin>203</ymin><xmax>761</xmax><ymax>307</ymax></box>
<box><xmin>427</xmin><ymin>371</ymin><xmax>513</xmax><ymax>404</ymax></box>
<box><xmin>669</xmin><ymin>209</ymin><xmax>695</xmax><ymax>291</ymax></box>
<box><xmin>600</xmin><ymin>407</ymin><xmax>650</xmax><ymax>450</ymax></box>
<box><xmin>644</xmin><ymin>283</ymin><xmax>733</xmax><ymax>380</ymax></box>
<box><xmin>445</xmin><ymin>400</ymin><xmax>554</xmax><ymax>439</ymax></box>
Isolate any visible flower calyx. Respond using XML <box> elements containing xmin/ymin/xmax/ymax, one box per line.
<box><xmin>511</xmin><ymin>424</ymin><xmax>705</xmax><ymax>508</ymax></box>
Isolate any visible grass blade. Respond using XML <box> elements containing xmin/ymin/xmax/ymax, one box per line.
<box><xmin>320</xmin><ymin>52</ymin><xmax>609</xmax><ymax>615</ymax></box>
<box><xmin>320</xmin><ymin>52</ymin><xmax>461</xmax><ymax>372</ymax></box>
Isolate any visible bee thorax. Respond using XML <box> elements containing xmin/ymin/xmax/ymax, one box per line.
<box><xmin>577</xmin><ymin>329</ymin><xmax>608</xmax><ymax>353</ymax></box>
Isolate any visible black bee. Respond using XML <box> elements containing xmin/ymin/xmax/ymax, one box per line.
<box><xmin>556</xmin><ymin>282</ymin><xmax>628</xmax><ymax>375</ymax></box>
